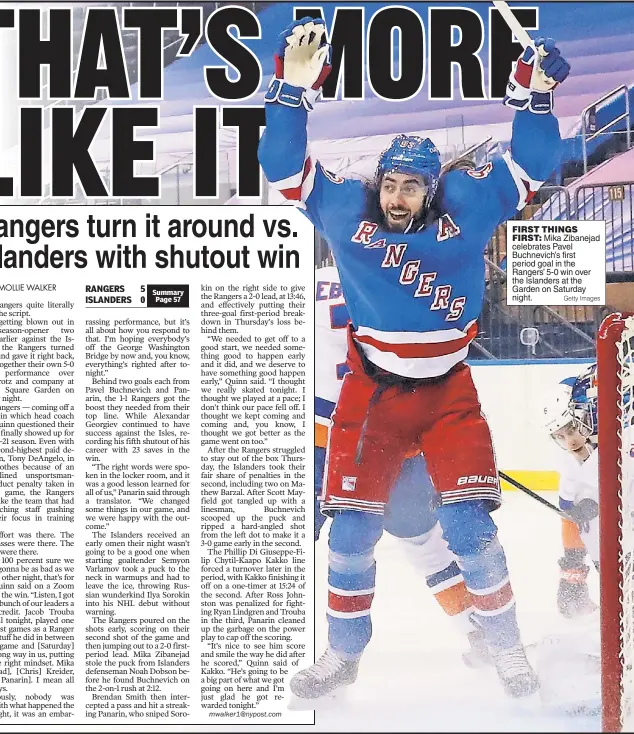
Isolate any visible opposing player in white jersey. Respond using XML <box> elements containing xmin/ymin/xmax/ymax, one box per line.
<box><xmin>542</xmin><ymin>364</ymin><xmax>599</xmax><ymax>618</ymax></box>
<box><xmin>315</xmin><ymin>264</ymin><xmax>490</xmax><ymax>677</ymax></box>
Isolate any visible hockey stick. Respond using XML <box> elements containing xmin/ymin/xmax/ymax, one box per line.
<box><xmin>491</xmin><ymin>0</ymin><xmax>535</xmax><ymax>51</ymax></box>
<box><xmin>492</xmin><ymin>0</ymin><xmax>552</xmax><ymax>83</ymax></box>
<box><xmin>498</xmin><ymin>470</ymin><xmax>571</xmax><ymax>519</ymax></box>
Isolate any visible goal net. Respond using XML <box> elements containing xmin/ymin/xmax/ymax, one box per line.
<box><xmin>597</xmin><ymin>313</ymin><xmax>634</xmax><ymax>733</ymax></box>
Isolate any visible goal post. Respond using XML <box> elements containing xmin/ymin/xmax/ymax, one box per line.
<box><xmin>597</xmin><ymin>312</ymin><xmax>634</xmax><ymax>733</ymax></box>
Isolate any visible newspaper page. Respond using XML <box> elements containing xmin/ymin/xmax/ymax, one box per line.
<box><xmin>0</xmin><ymin>206</ymin><xmax>316</xmax><ymax>728</ymax></box>
<box><xmin>0</xmin><ymin>1</ymin><xmax>631</xmax><ymax>732</ymax></box>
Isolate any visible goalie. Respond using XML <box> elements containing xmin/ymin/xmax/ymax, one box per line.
<box><xmin>542</xmin><ymin>364</ymin><xmax>599</xmax><ymax>619</ymax></box>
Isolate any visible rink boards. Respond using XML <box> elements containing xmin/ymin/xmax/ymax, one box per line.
<box><xmin>469</xmin><ymin>360</ymin><xmax>595</xmax><ymax>492</ymax></box>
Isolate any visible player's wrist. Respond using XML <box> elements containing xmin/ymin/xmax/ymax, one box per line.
<box><xmin>504</xmin><ymin>85</ymin><xmax>553</xmax><ymax>114</ymax></box>
<box><xmin>527</xmin><ymin>90</ymin><xmax>554</xmax><ymax>114</ymax></box>
<box><xmin>264</xmin><ymin>78</ymin><xmax>320</xmax><ymax>110</ymax></box>
<box><xmin>560</xmin><ymin>565</ymin><xmax>589</xmax><ymax>584</ymax></box>
<box><xmin>558</xmin><ymin>549</ymin><xmax>589</xmax><ymax>578</ymax></box>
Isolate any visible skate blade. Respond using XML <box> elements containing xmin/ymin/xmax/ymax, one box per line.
<box><xmin>287</xmin><ymin>687</ymin><xmax>348</xmax><ymax>711</ymax></box>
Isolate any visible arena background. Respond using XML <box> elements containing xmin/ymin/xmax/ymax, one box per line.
<box><xmin>1</xmin><ymin>0</ymin><xmax>631</xmax><ymax>490</ymax></box>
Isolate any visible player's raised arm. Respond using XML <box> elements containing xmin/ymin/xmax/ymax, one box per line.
<box><xmin>443</xmin><ymin>37</ymin><xmax>570</xmax><ymax>226</ymax></box>
<box><xmin>502</xmin><ymin>37</ymin><xmax>570</xmax><ymax>204</ymax></box>
<box><xmin>258</xmin><ymin>18</ymin><xmax>357</xmax><ymax>230</ymax></box>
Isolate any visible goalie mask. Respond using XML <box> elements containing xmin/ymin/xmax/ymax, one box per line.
<box><xmin>376</xmin><ymin>135</ymin><xmax>441</xmax><ymax>233</ymax></box>
<box><xmin>542</xmin><ymin>381</ymin><xmax>593</xmax><ymax>451</ymax></box>
<box><xmin>569</xmin><ymin>363</ymin><xmax>598</xmax><ymax>437</ymax></box>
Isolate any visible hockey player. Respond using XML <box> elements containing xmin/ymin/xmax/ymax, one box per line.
<box><xmin>260</xmin><ymin>17</ymin><xmax>570</xmax><ymax>700</ymax></box>
<box><xmin>543</xmin><ymin>365</ymin><xmax>599</xmax><ymax>619</ymax></box>
<box><xmin>315</xmin><ymin>264</ymin><xmax>490</xmax><ymax>667</ymax></box>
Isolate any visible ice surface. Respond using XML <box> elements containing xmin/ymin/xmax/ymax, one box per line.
<box><xmin>311</xmin><ymin>492</ymin><xmax>602</xmax><ymax>732</ymax></box>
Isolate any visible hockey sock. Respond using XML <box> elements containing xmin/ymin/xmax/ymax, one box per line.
<box><xmin>457</xmin><ymin>536</ymin><xmax>521</xmax><ymax>650</ymax></box>
<box><xmin>435</xmin><ymin>501</ymin><xmax>521</xmax><ymax>650</ymax></box>
<box><xmin>399</xmin><ymin>524</ymin><xmax>477</xmax><ymax>635</ymax></box>
<box><xmin>326</xmin><ymin>511</ymin><xmax>383</xmax><ymax>657</ymax></box>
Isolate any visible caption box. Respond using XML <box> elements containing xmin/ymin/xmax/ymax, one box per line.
<box><xmin>506</xmin><ymin>221</ymin><xmax>606</xmax><ymax>306</ymax></box>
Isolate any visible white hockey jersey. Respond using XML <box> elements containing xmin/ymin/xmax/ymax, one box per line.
<box><xmin>557</xmin><ymin>448</ymin><xmax>599</xmax><ymax>565</ymax></box>
<box><xmin>315</xmin><ymin>266</ymin><xmax>348</xmax><ymax>448</ymax></box>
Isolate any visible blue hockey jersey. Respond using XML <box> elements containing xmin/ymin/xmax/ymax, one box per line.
<box><xmin>259</xmin><ymin>104</ymin><xmax>563</xmax><ymax>378</ymax></box>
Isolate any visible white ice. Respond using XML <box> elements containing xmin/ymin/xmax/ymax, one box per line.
<box><xmin>311</xmin><ymin>492</ymin><xmax>602</xmax><ymax>733</ymax></box>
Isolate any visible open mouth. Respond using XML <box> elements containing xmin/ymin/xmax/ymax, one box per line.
<box><xmin>387</xmin><ymin>209</ymin><xmax>410</xmax><ymax>224</ymax></box>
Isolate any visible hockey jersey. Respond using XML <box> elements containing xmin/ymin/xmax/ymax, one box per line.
<box><xmin>557</xmin><ymin>447</ymin><xmax>598</xmax><ymax>507</ymax></box>
<box><xmin>259</xmin><ymin>105</ymin><xmax>563</xmax><ymax>378</ymax></box>
<box><xmin>557</xmin><ymin>364</ymin><xmax>600</xmax><ymax>565</ymax></box>
<box><xmin>556</xmin><ymin>448</ymin><xmax>599</xmax><ymax>565</ymax></box>
<box><xmin>315</xmin><ymin>265</ymin><xmax>349</xmax><ymax>448</ymax></box>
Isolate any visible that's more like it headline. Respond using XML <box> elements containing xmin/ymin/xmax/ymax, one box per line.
<box><xmin>0</xmin><ymin>4</ymin><xmax>539</xmax><ymax>200</ymax></box>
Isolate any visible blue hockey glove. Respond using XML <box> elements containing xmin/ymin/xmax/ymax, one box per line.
<box><xmin>265</xmin><ymin>17</ymin><xmax>332</xmax><ymax>111</ymax></box>
<box><xmin>504</xmin><ymin>37</ymin><xmax>570</xmax><ymax>114</ymax></box>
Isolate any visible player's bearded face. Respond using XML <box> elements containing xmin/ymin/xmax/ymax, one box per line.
<box><xmin>379</xmin><ymin>173</ymin><xmax>428</xmax><ymax>232</ymax></box>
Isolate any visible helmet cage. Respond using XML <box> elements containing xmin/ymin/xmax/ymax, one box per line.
<box><xmin>569</xmin><ymin>366</ymin><xmax>598</xmax><ymax>436</ymax></box>
<box><xmin>567</xmin><ymin>407</ymin><xmax>593</xmax><ymax>438</ymax></box>
<box><xmin>547</xmin><ymin>400</ymin><xmax>593</xmax><ymax>447</ymax></box>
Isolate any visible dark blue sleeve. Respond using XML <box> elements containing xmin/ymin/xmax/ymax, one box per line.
<box><xmin>511</xmin><ymin>109</ymin><xmax>563</xmax><ymax>183</ymax></box>
<box><xmin>258</xmin><ymin>102</ymin><xmax>357</xmax><ymax>233</ymax></box>
<box><xmin>442</xmin><ymin>109</ymin><xmax>563</xmax><ymax>229</ymax></box>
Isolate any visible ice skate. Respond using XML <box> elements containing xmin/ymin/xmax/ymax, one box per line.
<box><xmin>490</xmin><ymin>644</ymin><xmax>540</xmax><ymax>698</ymax></box>
<box><xmin>289</xmin><ymin>648</ymin><xmax>360</xmax><ymax>701</ymax></box>
<box><xmin>462</xmin><ymin>628</ymin><xmax>492</xmax><ymax>669</ymax></box>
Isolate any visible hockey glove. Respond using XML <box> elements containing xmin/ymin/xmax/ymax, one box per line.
<box><xmin>264</xmin><ymin>17</ymin><xmax>332</xmax><ymax>111</ymax></box>
<box><xmin>565</xmin><ymin>498</ymin><xmax>599</xmax><ymax>534</ymax></box>
<box><xmin>504</xmin><ymin>37</ymin><xmax>570</xmax><ymax>114</ymax></box>
<box><xmin>557</xmin><ymin>549</ymin><xmax>597</xmax><ymax>618</ymax></box>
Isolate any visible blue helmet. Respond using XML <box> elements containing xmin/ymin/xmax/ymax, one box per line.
<box><xmin>376</xmin><ymin>135</ymin><xmax>442</xmax><ymax>200</ymax></box>
<box><xmin>568</xmin><ymin>363</ymin><xmax>598</xmax><ymax>436</ymax></box>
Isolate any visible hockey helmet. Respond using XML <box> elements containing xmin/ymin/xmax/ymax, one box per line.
<box><xmin>376</xmin><ymin>135</ymin><xmax>441</xmax><ymax>200</ymax></box>
<box><xmin>541</xmin><ymin>382</ymin><xmax>577</xmax><ymax>436</ymax></box>
<box><xmin>569</xmin><ymin>363</ymin><xmax>598</xmax><ymax>436</ymax></box>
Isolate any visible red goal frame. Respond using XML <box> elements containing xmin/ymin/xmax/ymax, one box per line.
<box><xmin>597</xmin><ymin>311</ymin><xmax>631</xmax><ymax>733</ymax></box>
